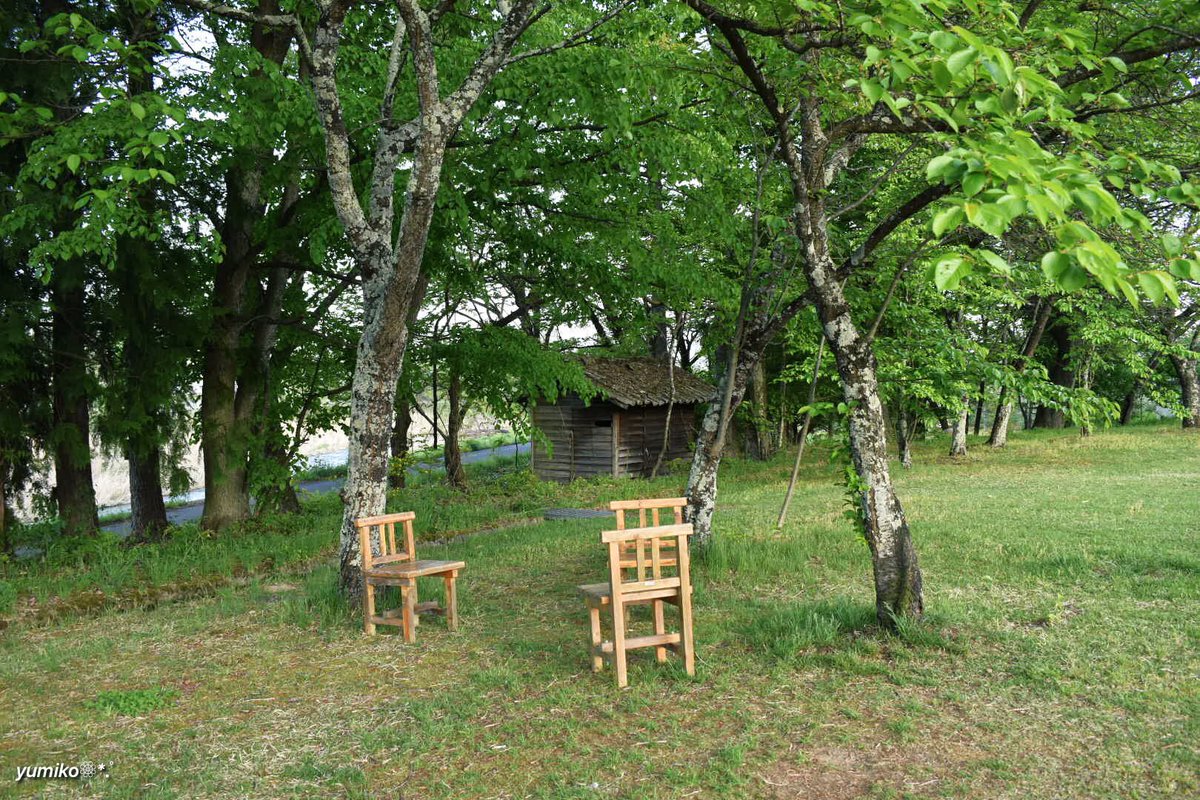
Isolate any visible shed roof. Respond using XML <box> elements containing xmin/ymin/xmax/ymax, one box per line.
<box><xmin>578</xmin><ymin>356</ymin><xmax>716</xmax><ymax>409</ymax></box>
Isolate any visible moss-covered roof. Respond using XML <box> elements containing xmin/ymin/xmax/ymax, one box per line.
<box><xmin>578</xmin><ymin>356</ymin><xmax>716</xmax><ymax>409</ymax></box>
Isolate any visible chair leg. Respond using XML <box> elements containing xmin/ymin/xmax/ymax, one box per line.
<box><xmin>444</xmin><ymin>572</ymin><xmax>459</xmax><ymax>632</ymax></box>
<box><xmin>653</xmin><ymin>599</ymin><xmax>667</xmax><ymax>663</ymax></box>
<box><xmin>612</xmin><ymin>598</ymin><xmax>628</xmax><ymax>688</ymax></box>
<box><xmin>363</xmin><ymin>581</ymin><xmax>376</xmax><ymax>636</ymax></box>
<box><xmin>402</xmin><ymin>582</ymin><xmax>417</xmax><ymax>644</ymax></box>
<box><xmin>678</xmin><ymin>588</ymin><xmax>695</xmax><ymax>677</ymax></box>
<box><xmin>588</xmin><ymin>603</ymin><xmax>603</xmax><ymax>673</ymax></box>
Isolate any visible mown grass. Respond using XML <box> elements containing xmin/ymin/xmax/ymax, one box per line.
<box><xmin>0</xmin><ymin>425</ymin><xmax>1197</xmax><ymax>799</ymax></box>
<box><xmin>0</xmin><ymin>455</ymin><xmax>691</xmax><ymax>622</ymax></box>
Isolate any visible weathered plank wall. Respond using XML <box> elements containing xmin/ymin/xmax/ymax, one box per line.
<box><xmin>532</xmin><ymin>396</ymin><xmax>617</xmax><ymax>481</ymax></box>
<box><xmin>532</xmin><ymin>397</ymin><xmax>698</xmax><ymax>482</ymax></box>
<box><xmin>614</xmin><ymin>404</ymin><xmax>695</xmax><ymax>477</ymax></box>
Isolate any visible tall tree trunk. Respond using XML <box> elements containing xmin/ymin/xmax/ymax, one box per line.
<box><xmin>0</xmin><ymin>458</ymin><xmax>9</xmax><ymax>554</ymax></box>
<box><xmin>339</xmin><ymin>284</ymin><xmax>417</xmax><ymax>598</ymax></box>
<box><xmin>810</xmin><ymin>261</ymin><xmax>923</xmax><ymax>623</ymax></box>
<box><xmin>127</xmin><ymin>445</ymin><xmax>168</xmax><ymax>542</ymax></box>
<box><xmin>443</xmin><ymin>367</ymin><xmax>467</xmax><ymax>489</ymax></box>
<box><xmin>1172</xmin><ymin>355</ymin><xmax>1200</xmax><ymax>428</ymax></box>
<box><xmin>989</xmin><ymin>299</ymin><xmax>1055</xmax><ymax>447</ymax></box>
<box><xmin>949</xmin><ymin>398</ymin><xmax>968</xmax><ymax>457</ymax></box>
<box><xmin>1033</xmin><ymin>316</ymin><xmax>1073</xmax><ymax>428</ymax></box>
<box><xmin>199</xmin><ymin>176</ymin><xmax>260</xmax><ymax>530</ymax></box>
<box><xmin>744</xmin><ymin>360</ymin><xmax>774</xmax><ymax>460</ymax></box>
<box><xmin>686</xmin><ymin>360</ymin><xmax>757</xmax><ymax>542</ymax></box>
<box><xmin>973</xmin><ymin>383</ymin><xmax>986</xmax><ymax>436</ymax></box>
<box><xmin>389</xmin><ymin>397</ymin><xmax>411</xmax><ymax>489</ymax></box>
<box><xmin>989</xmin><ymin>387</ymin><xmax>1013</xmax><ymax>447</ymax></box>
<box><xmin>1119</xmin><ymin>387</ymin><xmax>1138</xmax><ymax>425</ymax></box>
<box><xmin>117</xmin><ymin>12</ymin><xmax>171</xmax><ymax>544</ymax></box>
<box><xmin>336</xmin><ymin>140</ymin><xmax>446</xmax><ymax>599</ymax></box>
<box><xmin>50</xmin><ymin>259</ymin><xmax>98</xmax><ymax>536</ymax></box>
<box><xmin>199</xmin><ymin>9</ymin><xmax>293</xmax><ymax>531</ymax></box>
<box><xmin>897</xmin><ymin>407</ymin><xmax>913</xmax><ymax>468</ymax></box>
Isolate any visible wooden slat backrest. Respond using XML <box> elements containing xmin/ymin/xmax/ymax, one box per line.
<box><xmin>603</xmin><ymin>523</ymin><xmax>693</xmax><ymax>598</ymax></box>
<box><xmin>609</xmin><ymin>497</ymin><xmax>687</xmax><ymax>529</ymax></box>
<box><xmin>610</xmin><ymin>498</ymin><xmax>685</xmax><ymax>567</ymax></box>
<box><xmin>355</xmin><ymin>511</ymin><xmax>417</xmax><ymax>570</ymax></box>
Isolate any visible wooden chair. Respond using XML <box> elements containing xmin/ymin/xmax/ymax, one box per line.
<box><xmin>578</xmin><ymin>519</ymin><xmax>696</xmax><ymax>688</ymax></box>
<box><xmin>356</xmin><ymin>512</ymin><xmax>465</xmax><ymax>643</ymax></box>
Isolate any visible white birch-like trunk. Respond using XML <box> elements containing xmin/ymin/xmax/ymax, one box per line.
<box><xmin>949</xmin><ymin>400</ymin><xmax>968</xmax><ymax>457</ymax></box>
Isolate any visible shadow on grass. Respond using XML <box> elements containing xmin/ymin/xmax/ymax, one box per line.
<box><xmin>733</xmin><ymin>596</ymin><xmax>963</xmax><ymax>673</ymax></box>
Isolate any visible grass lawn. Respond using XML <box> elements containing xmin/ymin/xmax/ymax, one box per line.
<box><xmin>1</xmin><ymin>426</ymin><xmax>1197</xmax><ymax>798</ymax></box>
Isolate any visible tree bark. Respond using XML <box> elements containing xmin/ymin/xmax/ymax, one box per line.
<box><xmin>685</xmin><ymin>351</ymin><xmax>759</xmax><ymax>546</ymax></box>
<box><xmin>973</xmin><ymin>382</ymin><xmax>986</xmax><ymax>436</ymax></box>
<box><xmin>897</xmin><ymin>408</ymin><xmax>914</xmax><ymax>468</ymax></box>
<box><xmin>127</xmin><ymin>445</ymin><xmax>169</xmax><ymax>542</ymax></box>
<box><xmin>443</xmin><ymin>367</ymin><xmax>467</xmax><ymax>489</ymax></box>
<box><xmin>807</xmin><ymin>252</ymin><xmax>924</xmax><ymax>622</ymax></box>
<box><xmin>989</xmin><ymin>388</ymin><xmax>1014</xmax><ymax>447</ymax></box>
<box><xmin>1119</xmin><ymin>387</ymin><xmax>1138</xmax><ymax>425</ymax></box>
<box><xmin>1172</xmin><ymin>355</ymin><xmax>1200</xmax><ymax>428</ymax></box>
<box><xmin>744</xmin><ymin>360</ymin><xmax>774</xmax><ymax>460</ymax></box>
<box><xmin>50</xmin><ymin>258</ymin><xmax>98</xmax><ymax>536</ymax></box>
<box><xmin>949</xmin><ymin>399</ymin><xmax>968</xmax><ymax>457</ymax></box>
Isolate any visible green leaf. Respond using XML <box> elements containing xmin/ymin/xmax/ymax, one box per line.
<box><xmin>66</xmin><ymin>153</ymin><xmax>81</xmax><ymax>173</ymax></box>
<box><xmin>933</xmin><ymin>256</ymin><xmax>967</xmax><ymax>291</ymax></box>
<box><xmin>965</xmin><ymin>202</ymin><xmax>1008</xmax><ymax>236</ymax></box>
<box><xmin>961</xmin><ymin>171</ymin><xmax>987</xmax><ymax>197</ymax></box>
<box><xmin>1137</xmin><ymin>271</ymin><xmax>1166</xmax><ymax>304</ymax></box>
<box><xmin>926</xmin><ymin>155</ymin><xmax>959</xmax><ymax>182</ymax></box>
<box><xmin>861</xmin><ymin>79</ymin><xmax>884</xmax><ymax>104</ymax></box>
<box><xmin>976</xmin><ymin>250</ymin><xmax>1011</xmax><ymax>275</ymax></box>
<box><xmin>1041</xmin><ymin>251</ymin><xmax>1070</xmax><ymax>282</ymax></box>
<box><xmin>1162</xmin><ymin>234</ymin><xmax>1183</xmax><ymax>258</ymax></box>
<box><xmin>946</xmin><ymin>47</ymin><xmax>978</xmax><ymax>77</ymax></box>
<box><xmin>930</xmin><ymin>31</ymin><xmax>958</xmax><ymax>52</ymax></box>
<box><xmin>931</xmin><ymin>205</ymin><xmax>963</xmax><ymax>237</ymax></box>
<box><xmin>130</xmin><ymin>101</ymin><xmax>145</xmax><ymax>120</ymax></box>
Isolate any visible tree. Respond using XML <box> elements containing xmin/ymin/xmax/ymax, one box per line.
<box><xmin>679</xmin><ymin>0</ymin><xmax>1200</xmax><ymax>624</ymax></box>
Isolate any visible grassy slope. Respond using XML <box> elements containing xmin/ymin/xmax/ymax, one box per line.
<box><xmin>0</xmin><ymin>426</ymin><xmax>1197</xmax><ymax>799</ymax></box>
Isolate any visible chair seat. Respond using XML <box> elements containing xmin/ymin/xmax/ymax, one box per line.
<box><xmin>364</xmin><ymin>559</ymin><xmax>465</xmax><ymax>580</ymax></box>
<box><xmin>577</xmin><ymin>581</ymin><xmax>683</xmax><ymax>606</ymax></box>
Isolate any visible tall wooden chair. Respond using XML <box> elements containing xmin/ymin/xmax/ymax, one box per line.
<box><xmin>356</xmin><ymin>512</ymin><xmax>465</xmax><ymax>643</ymax></box>
<box><xmin>578</xmin><ymin>519</ymin><xmax>696</xmax><ymax>687</ymax></box>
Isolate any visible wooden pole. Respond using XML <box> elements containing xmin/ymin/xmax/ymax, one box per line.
<box><xmin>776</xmin><ymin>335</ymin><xmax>825</xmax><ymax>530</ymax></box>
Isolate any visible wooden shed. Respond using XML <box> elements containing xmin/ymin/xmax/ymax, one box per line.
<box><xmin>531</xmin><ymin>357</ymin><xmax>716</xmax><ymax>482</ymax></box>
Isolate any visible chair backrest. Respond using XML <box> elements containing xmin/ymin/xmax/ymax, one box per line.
<box><xmin>355</xmin><ymin>512</ymin><xmax>417</xmax><ymax>571</ymax></box>
<box><xmin>602</xmin><ymin>522</ymin><xmax>694</xmax><ymax>601</ymax></box>
<box><xmin>610</xmin><ymin>497</ymin><xmax>686</xmax><ymax>568</ymax></box>
<box><xmin>609</xmin><ymin>497</ymin><xmax>687</xmax><ymax>529</ymax></box>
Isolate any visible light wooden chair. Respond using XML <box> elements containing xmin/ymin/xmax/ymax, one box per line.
<box><xmin>578</xmin><ymin>518</ymin><xmax>696</xmax><ymax>688</ymax></box>
<box><xmin>356</xmin><ymin>512</ymin><xmax>465</xmax><ymax>643</ymax></box>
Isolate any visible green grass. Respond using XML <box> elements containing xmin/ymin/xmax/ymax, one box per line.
<box><xmin>0</xmin><ymin>425</ymin><xmax>1197</xmax><ymax>798</ymax></box>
